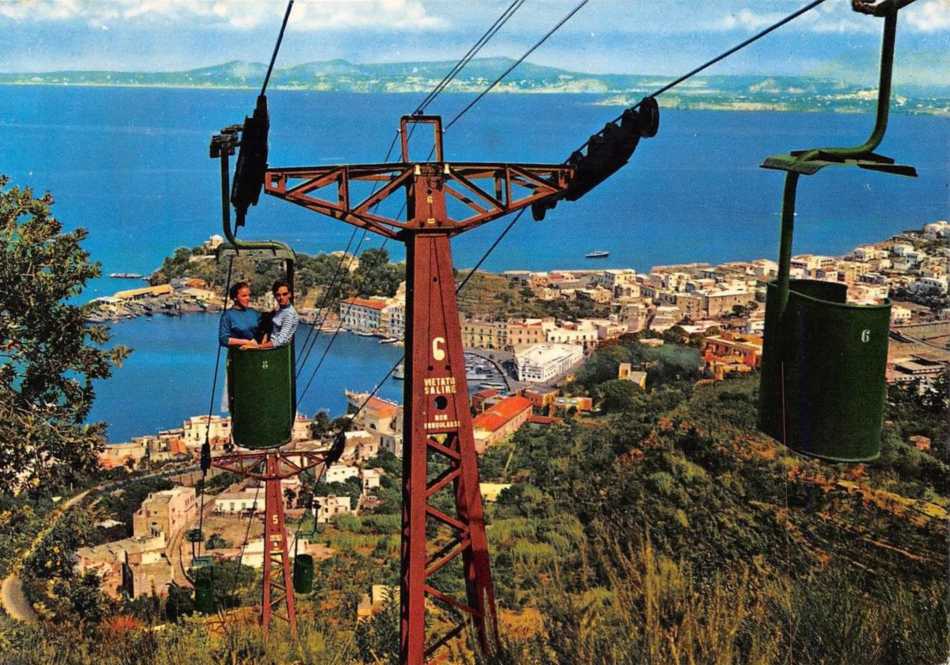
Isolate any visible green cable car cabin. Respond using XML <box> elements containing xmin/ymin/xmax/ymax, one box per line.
<box><xmin>757</xmin><ymin>2</ymin><xmax>916</xmax><ymax>462</ymax></box>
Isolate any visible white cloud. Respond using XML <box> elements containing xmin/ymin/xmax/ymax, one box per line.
<box><xmin>0</xmin><ymin>0</ymin><xmax>449</xmax><ymax>31</ymax></box>
<box><xmin>706</xmin><ymin>1</ymin><xmax>948</xmax><ymax>35</ymax></box>
<box><xmin>905</xmin><ymin>0</ymin><xmax>950</xmax><ymax>33</ymax></box>
<box><xmin>713</xmin><ymin>8</ymin><xmax>790</xmax><ymax>31</ymax></box>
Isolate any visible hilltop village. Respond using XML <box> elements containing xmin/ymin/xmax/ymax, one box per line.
<box><xmin>79</xmin><ymin>219</ymin><xmax>950</xmax><ymax>606</ymax></box>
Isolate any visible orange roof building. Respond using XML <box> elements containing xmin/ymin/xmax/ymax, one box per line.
<box><xmin>340</xmin><ymin>297</ymin><xmax>389</xmax><ymax>334</ymax></box>
<box><xmin>472</xmin><ymin>395</ymin><xmax>532</xmax><ymax>453</ymax></box>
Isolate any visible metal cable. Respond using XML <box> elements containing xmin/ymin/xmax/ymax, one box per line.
<box><xmin>346</xmin><ymin>206</ymin><xmax>528</xmax><ymax>424</ymax></box>
<box><xmin>295</xmin><ymin>228</ymin><xmax>370</xmax><ymax>407</ymax></box>
<box><xmin>196</xmin><ymin>253</ymin><xmax>237</xmax><ymax>557</ymax></box>
<box><xmin>292</xmin><ymin>131</ymin><xmax>402</xmax><ymax>379</ymax></box>
<box><xmin>445</xmin><ymin>0</ymin><xmax>591</xmax><ymax>130</ymax></box>
<box><xmin>294</xmin><ymin>227</ymin><xmax>358</xmax><ymax>376</ymax></box>
<box><xmin>569</xmin><ymin>0</ymin><xmax>829</xmax><ymax>155</ymax></box>
<box><xmin>260</xmin><ymin>1</ymin><xmax>295</xmax><ymax>97</ymax></box>
<box><xmin>415</xmin><ymin>0</ymin><xmax>528</xmax><ymax>115</ymax></box>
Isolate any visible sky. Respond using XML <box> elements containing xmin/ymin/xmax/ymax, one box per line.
<box><xmin>0</xmin><ymin>0</ymin><xmax>948</xmax><ymax>86</ymax></box>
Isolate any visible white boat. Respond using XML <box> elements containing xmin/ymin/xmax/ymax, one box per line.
<box><xmin>393</xmin><ymin>362</ymin><xmax>405</xmax><ymax>380</ymax></box>
<box><xmin>585</xmin><ymin>250</ymin><xmax>609</xmax><ymax>259</ymax></box>
<box><xmin>353</xmin><ymin>330</ymin><xmax>376</xmax><ymax>337</ymax></box>
<box><xmin>379</xmin><ymin>337</ymin><xmax>399</xmax><ymax>344</ymax></box>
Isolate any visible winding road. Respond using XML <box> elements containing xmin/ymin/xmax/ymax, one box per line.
<box><xmin>1</xmin><ymin>464</ymin><xmax>200</xmax><ymax>623</ymax></box>
<box><xmin>1</xmin><ymin>489</ymin><xmax>90</xmax><ymax>623</ymax></box>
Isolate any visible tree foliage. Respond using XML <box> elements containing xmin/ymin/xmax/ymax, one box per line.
<box><xmin>0</xmin><ymin>177</ymin><xmax>128</xmax><ymax>493</ymax></box>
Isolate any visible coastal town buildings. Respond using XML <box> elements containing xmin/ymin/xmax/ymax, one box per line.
<box><xmin>182</xmin><ymin>415</ymin><xmax>231</xmax><ymax>448</ymax></box>
<box><xmin>214</xmin><ymin>490</ymin><xmax>265</xmax><ymax>514</ymax></box>
<box><xmin>472</xmin><ymin>395</ymin><xmax>533</xmax><ymax>453</ymax></box>
<box><xmin>75</xmin><ymin>531</ymin><xmax>170</xmax><ymax>599</ymax></box>
<box><xmin>515</xmin><ymin>344</ymin><xmax>585</xmax><ymax>384</ymax></box>
<box><xmin>702</xmin><ymin>333</ymin><xmax>764</xmax><ymax>380</ymax></box>
<box><xmin>132</xmin><ymin>487</ymin><xmax>197</xmax><ymax>539</ymax></box>
<box><xmin>346</xmin><ymin>391</ymin><xmax>404</xmax><ymax>457</ymax></box>
<box><xmin>339</xmin><ymin>297</ymin><xmax>388</xmax><ymax>334</ymax></box>
<box><xmin>315</xmin><ymin>496</ymin><xmax>353</xmax><ymax>524</ymax></box>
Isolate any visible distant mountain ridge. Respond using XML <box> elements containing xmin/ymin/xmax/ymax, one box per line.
<box><xmin>1</xmin><ymin>58</ymin><xmax>946</xmax><ymax>115</ymax></box>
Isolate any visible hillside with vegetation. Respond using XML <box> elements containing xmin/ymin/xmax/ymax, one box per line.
<box><xmin>2</xmin><ymin>336</ymin><xmax>946</xmax><ymax>664</ymax></box>
<box><xmin>150</xmin><ymin>244</ymin><xmax>405</xmax><ymax>308</ymax></box>
<box><xmin>1</xmin><ymin>59</ymin><xmax>947</xmax><ymax>116</ymax></box>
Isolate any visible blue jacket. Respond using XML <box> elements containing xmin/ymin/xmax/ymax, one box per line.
<box><xmin>219</xmin><ymin>308</ymin><xmax>261</xmax><ymax>347</ymax></box>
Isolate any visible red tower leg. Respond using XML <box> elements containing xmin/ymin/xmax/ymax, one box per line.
<box><xmin>400</xmin><ymin>228</ymin><xmax>498</xmax><ymax>664</ymax></box>
<box><xmin>261</xmin><ymin>451</ymin><xmax>297</xmax><ymax>636</ymax></box>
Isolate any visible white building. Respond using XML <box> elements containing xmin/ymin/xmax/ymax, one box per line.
<box><xmin>911</xmin><ymin>276</ymin><xmax>948</xmax><ymax>295</ymax></box>
<box><xmin>182</xmin><ymin>415</ymin><xmax>231</xmax><ymax>448</ymax></box>
<box><xmin>361</xmin><ymin>468</ymin><xmax>383</xmax><ymax>491</ymax></box>
<box><xmin>891</xmin><ymin>305</ymin><xmax>913</xmax><ymax>324</ymax></box>
<box><xmin>325</xmin><ymin>464</ymin><xmax>360</xmax><ymax>485</ymax></box>
<box><xmin>923</xmin><ymin>221</ymin><xmax>950</xmax><ymax>239</ymax></box>
<box><xmin>340</xmin><ymin>297</ymin><xmax>388</xmax><ymax>334</ymax></box>
<box><xmin>515</xmin><ymin>343</ymin><xmax>584</xmax><ymax>384</ymax></box>
<box><xmin>380</xmin><ymin>301</ymin><xmax>405</xmax><ymax>339</ymax></box>
<box><xmin>544</xmin><ymin>320</ymin><xmax>598</xmax><ymax>350</ymax></box>
<box><xmin>214</xmin><ymin>490</ymin><xmax>264</xmax><ymax>514</ymax></box>
<box><xmin>315</xmin><ymin>496</ymin><xmax>353</xmax><ymax>524</ymax></box>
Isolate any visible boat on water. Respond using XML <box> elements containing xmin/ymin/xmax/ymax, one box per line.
<box><xmin>393</xmin><ymin>362</ymin><xmax>405</xmax><ymax>380</ymax></box>
<box><xmin>353</xmin><ymin>330</ymin><xmax>376</xmax><ymax>337</ymax></box>
<box><xmin>584</xmin><ymin>250</ymin><xmax>609</xmax><ymax>259</ymax></box>
<box><xmin>379</xmin><ymin>337</ymin><xmax>400</xmax><ymax>344</ymax></box>
<box><xmin>109</xmin><ymin>272</ymin><xmax>145</xmax><ymax>279</ymax></box>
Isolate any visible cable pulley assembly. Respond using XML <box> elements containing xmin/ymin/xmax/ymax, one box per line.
<box><xmin>230</xmin><ymin>95</ymin><xmax>270</xmax><ymax>226</ymax></box>
<box><xmin>532</xmin><ymin>96</ymin><xmax>659</xmax><ymax>221</ymax></box>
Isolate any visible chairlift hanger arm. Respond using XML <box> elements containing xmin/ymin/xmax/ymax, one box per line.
<box><xmin>763</xmin><ymin>0</ymin><xmax>919</xmax><ymax>177</ymax></box>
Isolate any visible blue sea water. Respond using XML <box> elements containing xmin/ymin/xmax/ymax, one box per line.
<box><xmin>0</xmin><ymin>86</ymin><xmax>946</xmax><ymax>440</ymax></box>
<box><xmin>89</xmin><ymin>314</ymin><xmax>405</xmax><ymax>442</ymax></box>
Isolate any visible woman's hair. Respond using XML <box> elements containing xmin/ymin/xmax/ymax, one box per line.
<box><xmin>271</xmin><ymin>279</ymin><xmax>291</xmax><ymax>297</ymax></box>
<box><xmin>229</xmin><ymin>281</ymin><xmax>251</xmax><ymax>301</ymax></box>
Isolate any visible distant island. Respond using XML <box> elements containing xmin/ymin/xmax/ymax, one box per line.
<box><xmin>1</xmin><ymin>58</ymin><xmax>947</xmax><ymax>116</ymax></box>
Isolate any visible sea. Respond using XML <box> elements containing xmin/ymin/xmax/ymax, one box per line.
<box><xmin>0</xmin><ymin>86</ymin><xmax>946</xmax><ymax>441</ymax></box>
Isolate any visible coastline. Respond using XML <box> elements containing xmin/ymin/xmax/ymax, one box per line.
<box><xmin>1</xmin><ymin>82</ymin><xmax>945</xmax><ymax>116</ymax></box>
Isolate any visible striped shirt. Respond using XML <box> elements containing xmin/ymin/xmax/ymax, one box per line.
<box><xmin>270</xmin><ymin>304</ymin><xmax>299</xmax><ymax>347</ymax></box>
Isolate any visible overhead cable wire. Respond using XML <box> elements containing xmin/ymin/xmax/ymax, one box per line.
<box><xmin>445</xmin><ymin>0</ymin><xmax>591</xmax><ymax>130</ymax></box>
<box><xmin>346</xmin><ymin>206</ymin><xmax>529</xmax><ymax>425</ymax></box>
<box><xmin>570</xmin><ymin>0</ymin><xmax>829</xmax><ymax>155</ymax></box>
<box><xmin>415</xmin><ymin>0</ymin><xmax>528</xmax><ymax>115</ymax></box>
<box><xmin>196</xmin><ymin>253</ymin><xmax>235</xmax><ymax>556</ymax></box>
<box><xmin>293</xmin><ymin>130</ymin><xmax>403</xmax><ymax>379</ymax></box>
<box><xmin>301</xmin><ymin>0</ymin><xmax>586</xmax><ymax>407</ymax></box>
<box><xmin>260</xmin><ymin>1</ymin><xmax>295</xmax><ymax>96</ymax></box>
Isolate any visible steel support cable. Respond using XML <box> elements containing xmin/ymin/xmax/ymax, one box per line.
<box><xmin>260</xmin><ymin>1</ymin><xmax>295</xmax><ymax>96</ymax></box>
<box><xmin>214</xmin><ymin>480</ymin><xmax>262</xmax><ymax>635</ymax></box>
<box><xmin>346</xmin><ymin>206</ymin><xmax>529</xmax><ymax>427</ymax></box>
<box><xmin>399</xmin><ymin>0</ymin><xmax>526</xmax><ymax>169</ymax></box>
<box><xmin>445</xmin><ymin>0</ymin><xmax>591</xmax><ymax>130</ymax></box>
<box><xmin>293</xmin><ymin>226</ymin><xmax>359</xmax><ymax>376</ymax></box>
<box><xmin>300</xmin><ymin>0</ymin><xmax>586</xmax><ymax>417</ymax></box>
<box><xmin>196</xmin><ymin>250</ymin><xmax>237</xmax><ymax>558</ymax></box>
<box><xmin>569</xmin><ymin>0</ymin><xmax>829</xmax><ymax>156</ymax></box>
<box><xmin>292</xmin><ymin>133</ymin><xmax>401</xmax><ymax>382</ymax></box>
<box><xmin>415</xmin><ymin>0</ymin><xmax>527</xmax><ymax>115</ymax></box>
<box><xmin>295</xmin><ymin>228</ymin><xmax>371</xmax><ymax>407</ymax></box>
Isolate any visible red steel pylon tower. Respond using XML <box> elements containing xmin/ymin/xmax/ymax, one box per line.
<box><xmin>212</xmin><ymin>449</ymin><xmax>327</xmax><ymax>636</ymax></box>
<box><xmin>263</xmin><ymin>115</ymin><xmax>573</xmax><ymax>663</ymax></box>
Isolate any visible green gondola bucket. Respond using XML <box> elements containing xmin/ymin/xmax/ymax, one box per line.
<box><xmin>293</xmin><ymin>554</ymin><xmax>314</xmax><ymax>594</ymax></box>
<box><xmin>194</xmin><ymin>576</ymin><xmax>216</xmax><ymax>614</ymax></box>
<box><xmin>228</xmin><ymin>344</ymin><xmax>295</xmax><ymax>449</ymax></box>
<box><xmin>758</xmin><ymin>279</ymin><xmax>890</xmax><ymax>462</ymax></box>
